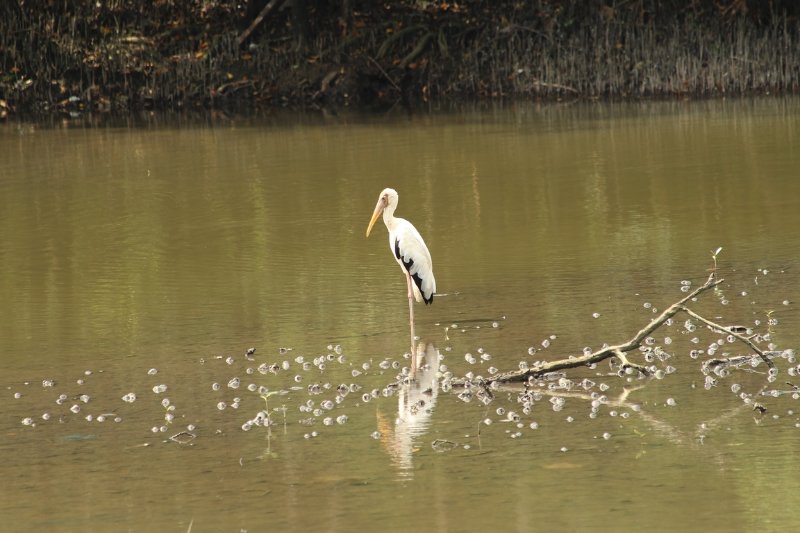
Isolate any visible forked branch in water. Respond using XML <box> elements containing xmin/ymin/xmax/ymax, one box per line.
<box><xmin>481</xmin><ymin>271</ymin><xmax>774</xmax><ymax>385</ymax></box>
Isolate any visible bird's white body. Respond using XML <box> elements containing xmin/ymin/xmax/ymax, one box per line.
<box><xmin>366</xmin><ymin>187</ymin><xmax>436</xmax><ymax>373</ymax></box>
<box><xmin>383</xmin><ymin>210</ymin><xmax>436</xmax><ymax>305</ymax></box>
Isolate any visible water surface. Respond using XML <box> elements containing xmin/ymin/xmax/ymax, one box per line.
<box><xmin>1</xmin><ymin>99</ymin><xmax>799</xmax><ymax>532</ymax></box>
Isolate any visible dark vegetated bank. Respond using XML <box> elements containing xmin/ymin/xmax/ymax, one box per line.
<box><xmin>1</xmin><ymin>0</ymin><xmax>798</xmax><ymax>115</ymax></box>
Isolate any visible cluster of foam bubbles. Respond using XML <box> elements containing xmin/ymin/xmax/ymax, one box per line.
<box><xmin>201</xmin><ymin>344</ymin><xmax>421</xmax><ymax>443</ymax></box>
<box><xmin>8</xmin><ymin>268</ymin><xmax>797</xmax><ymax>456</ymax></box>
<box><xmin>9</xmin><ymin>342</ymin><xmax>410</xmax><ymax>446</ymax></box>
<box><xmin>11</xmin><ymin>369</ymin><xmax>128</xmax><ymax>429</ymax></box>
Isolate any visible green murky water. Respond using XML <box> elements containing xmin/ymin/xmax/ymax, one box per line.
<box><xmin>2</xmin><ymin>99</ymin><xmax>799</xmax><ymax>532</ymax></box>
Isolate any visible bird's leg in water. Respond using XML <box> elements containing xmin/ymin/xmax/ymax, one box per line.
<box><xmin>405</xmin><ymin>271</ymin><xmax>416</xmax><ymax>378</ymax></box>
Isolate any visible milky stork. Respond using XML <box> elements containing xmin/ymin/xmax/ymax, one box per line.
<box><xmin>366</xmin><ymin>188</ymin><xmax>436</xmax><ymax>374</ymax></box>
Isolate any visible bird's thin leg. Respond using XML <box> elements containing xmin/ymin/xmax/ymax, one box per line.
<box><xmin>405</xmin><ymin>271</ymin><xmax>417</xmax><ymax>378</ymax></box>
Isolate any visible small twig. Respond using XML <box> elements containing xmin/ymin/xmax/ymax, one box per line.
<box><xmin>169</xmin><ymin>431</ymin><xmax>196</xmax><ymax>444</ymax></box>
<box><xmin>319</xmin><ymin>70</ymin><xmax>339</xmax><ymax>93</ymax></box>
<box><xmin>400</xmin><ymin>32</ymin><xmax>433</xmax><ymax>68</ymax></box>
<box><xmin>498</xmin><ymin>24</ymin><xmax>553</xmax><ymax>42</ymax></box>
<box><xmin>216</xmin><ymin>79</ymin><xmax>255</xmax><ymax>96</ymax></box>
<box><xmin>613</xmin><ymin>348</ymin><xmax>650</xmax><ymax>376</ymax></box>
<box><xmin>703</xmin><ymin>354</ymin><xmax>764</xmax><ymax>372</ymax></box>
<box><xmin>237</xmin><ymin>0</ymin><xmax>286</xmax><ymax>47</ymax></box>
<box><xmin>377</xmin><ymin>25</ymin><xmax>427</xmax><ymax>58</ymax></box>
<box><xmin>530</xmin><ymin>79</ymin><xmax>579</xmax><ymax>94</ymax></box>
<box><xmin>680</xmin><ymin>306</ymin><xmax>774</xmax><ymax>368</ymax></box>
<box><xmin>366</xmin><ymin>55</ymin><xmax>401</xmax><ymax>92</ymax></box>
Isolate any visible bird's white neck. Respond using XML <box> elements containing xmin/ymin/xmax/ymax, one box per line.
<box><xmin>382</xmin><ymin>203</ymin><xmax>397</xmax><ymax>228</ymax></box>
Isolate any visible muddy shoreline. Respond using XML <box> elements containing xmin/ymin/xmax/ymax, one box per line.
<box><xmin>1</xmin><ymin>1</ymin><xmax>798</xmax><ymax>117</ymax></box>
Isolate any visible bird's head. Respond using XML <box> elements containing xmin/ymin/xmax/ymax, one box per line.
<box><xmin>366</xmin><ymin>188</ymin><xmax>398</xmax><ymax>237</ymax></box>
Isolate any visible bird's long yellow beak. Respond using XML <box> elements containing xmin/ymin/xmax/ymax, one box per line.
<box><xmin>365</xmin><ymin>199</ymin><xmax>385</xmax><ymax>237</ymax></box>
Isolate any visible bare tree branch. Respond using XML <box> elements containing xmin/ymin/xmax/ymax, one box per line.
<box><xmin>458</xmin><ymin>271</ymin><xmax>776</xmax><ymax>385</ymax></box>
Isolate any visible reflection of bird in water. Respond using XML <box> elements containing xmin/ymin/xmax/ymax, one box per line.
<box><xmin>366</xmin><ymin>188</ymin><xmax>436</xmax><ymax>374</ymax></box>
<box><xmin>377</xmin><ymin>342</ymin><xmax>440</xmax><ymax>475</ymax></box>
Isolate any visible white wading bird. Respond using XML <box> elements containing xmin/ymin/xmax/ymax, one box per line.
<box><xmin>366</xmin><ymin>188</ymin><xmax>436</xmax><ymax>374</ymax></box>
